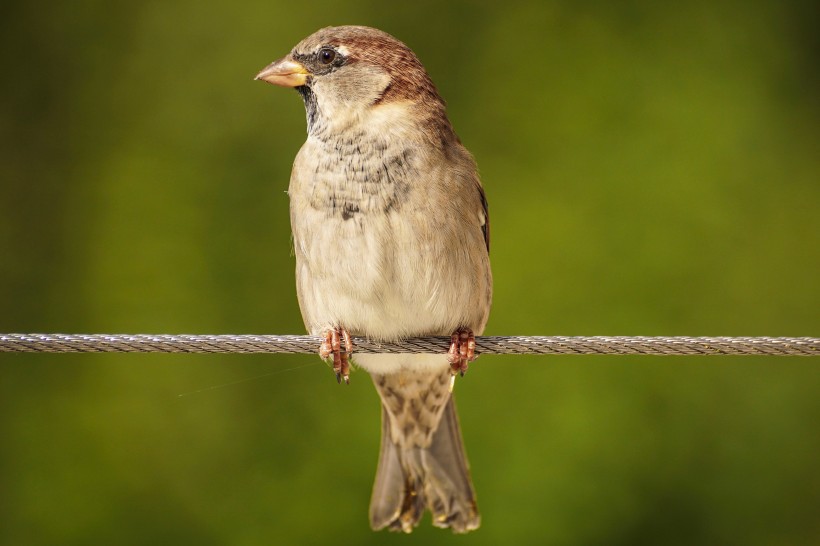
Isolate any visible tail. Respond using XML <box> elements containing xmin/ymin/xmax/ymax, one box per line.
<box><xmin>369</xmin><ymin>396</ymin><xmax>480</xmax><ymax>533</ymax></box>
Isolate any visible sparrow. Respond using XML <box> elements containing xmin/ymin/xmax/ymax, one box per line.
<box><xmin>255</xmin><ymin>26</ymin><xmax>491</xmax><ymax>533</ymax></box>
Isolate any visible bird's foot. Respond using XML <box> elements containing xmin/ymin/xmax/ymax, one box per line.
<box><xmin>319</xmin><ymin>327</ymin><xmax>353</xmax><ymax>384</ymax></box>
<box><xmin>447</xmin><ymin>328</ymin><xmax>476</xmax><ymax>378</ymax></box>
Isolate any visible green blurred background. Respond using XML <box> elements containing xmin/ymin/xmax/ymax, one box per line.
<box><xmin>1</xmin><ymin>1</ymin><xmax>818</xmax><ymax>544</ymax></box>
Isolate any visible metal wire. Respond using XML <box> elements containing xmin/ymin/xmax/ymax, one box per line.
<box><xmin>0</xmin><ymin>333</ymin><xmax>817</xmax><ymax>356</ymax></box>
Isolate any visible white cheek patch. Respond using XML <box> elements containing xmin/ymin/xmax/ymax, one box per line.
<box><xmin>370</xmin><ymin>97</ymin><xmax>408</xmax><ymax>121</ymax></box>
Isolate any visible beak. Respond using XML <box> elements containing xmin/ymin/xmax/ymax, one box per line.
<box><xmin>255</xmin><ymin>57</ymin><xmax>310</xmax><ymax>87</ymax></box>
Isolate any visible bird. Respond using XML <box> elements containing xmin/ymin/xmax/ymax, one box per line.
<box><xmin>255</xmin><ymin>26</ymin><xmax>492</xmax><ymax>533</ymax></box>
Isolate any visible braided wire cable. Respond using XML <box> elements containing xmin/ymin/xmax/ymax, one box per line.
<box><xmin>0</xmin><ymin>334</ymin><xmax>817</xmax><ymax>356</ymax></box>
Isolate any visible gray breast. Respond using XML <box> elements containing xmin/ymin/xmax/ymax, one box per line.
<box><xmin>308</xmin><ymin>132</ymin><xmax>417</xmax><ymax>220</ymax></box>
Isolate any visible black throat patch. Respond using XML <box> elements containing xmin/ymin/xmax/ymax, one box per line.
<box><xmin>296</xmin><ymin>86</ymin><xmax>319</xmax><ymax>134</ymax></box>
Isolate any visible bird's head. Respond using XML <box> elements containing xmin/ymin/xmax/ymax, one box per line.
<box><xmin>256</xmin><ymin>26</ymin><xmax>451</xmax><ymax>140</ymax></box>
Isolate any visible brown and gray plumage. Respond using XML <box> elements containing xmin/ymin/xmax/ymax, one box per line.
<box><xmin>255</xmin><ymin>26</ymin><xmax>492</xmax><ymax>533</ymax></box>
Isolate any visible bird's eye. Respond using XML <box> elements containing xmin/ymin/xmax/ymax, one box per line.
<box><xmin>318</xmin><ymin>48</ymin><xmax>336</xmax><ymax>65</ymax></box>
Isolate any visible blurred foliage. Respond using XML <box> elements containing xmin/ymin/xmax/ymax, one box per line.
<box><xmin>1</xmin><ymin>1</ymin><xmax>818</xmax><ymax>544</ymax></box>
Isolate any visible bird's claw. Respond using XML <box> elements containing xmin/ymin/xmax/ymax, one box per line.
<box><xmin>447</xmin><ymin>328</ymin><xmax>476</xmax><ymax>378</ymax></box>
<box><xmin>320</xmin><ymin>327</ymin><xmax>353</xmax><ymax>384</ymax></box>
